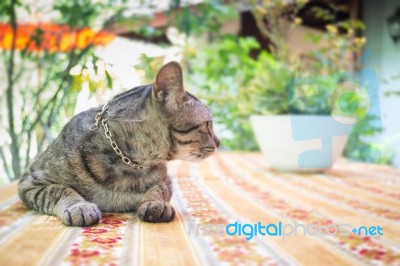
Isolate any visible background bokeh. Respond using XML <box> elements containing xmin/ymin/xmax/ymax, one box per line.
<box><xmin>1</xmin><ymin>0</ymin><xmax>399</xmax><ymax>184</ymax></box>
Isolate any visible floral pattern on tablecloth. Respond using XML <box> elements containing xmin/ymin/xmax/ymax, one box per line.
<box><xmin>0</xmin><ymin>201</ymin><xmax>29</xmax><ymax>229</ymax></box>
<box><xmin>277</xmin><ymin>175</ymin><xmax>400</xmax><ymax>221</ymax></box>
<box><xmin>216</xmin><ymin>154</ymin><xmax>400</xmax><ymax>265</ymax></box>
<box><xmin>174</xmin><ymin>166</ymin><xmax>279</xmax><ymax>265</ymax></box>
<box><xmin>64</xmin><ymin>214</ymin><xmax>130</xmax><ymax>265</ymax></box>
<box><xmin>0</xmin><ymin>153</ymin><xmax>399</xmax><ymax>266</ymax></box>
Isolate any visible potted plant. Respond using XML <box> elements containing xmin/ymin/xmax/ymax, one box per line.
<box><xmin>136</xmin><ymin>1</ymin><xmax>383</xmax><ymax>171</ymax></box>
<box><xmin>245</xmin><ymin>1</ymin><xmax>370</xmax><ymax>171</ymax></box>
<box><xmin>247</xmin><ymin>65</ymin><xmax>361</xmax><ymax>171</ymax></box>
<box><xmin>185</xmin><ymin>1</ymin><xmax>371</xmax><ymax>171</ymax></box>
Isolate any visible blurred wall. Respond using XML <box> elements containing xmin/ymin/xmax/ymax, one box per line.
<box><xmin>363</xmin><ymin>0</ymin><xmax>400</xmax><ymax>167</ymax></box>
<box><xmin>286</xmin><ymin>25</ymin><xmax>321</xmax><ymax>56</ymax></box>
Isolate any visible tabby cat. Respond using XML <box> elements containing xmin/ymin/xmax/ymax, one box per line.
<box><xmin>18</xmin><ymin>61</ymin><xmax>219</xmax><ymax>226</ymax></box>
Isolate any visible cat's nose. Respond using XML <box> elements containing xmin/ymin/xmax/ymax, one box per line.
<box><xmin>213</xmin><ymin>136</ymin><xmax>220</xmax><ymax>148</ymax></box>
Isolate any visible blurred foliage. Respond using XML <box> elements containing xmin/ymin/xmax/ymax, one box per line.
<box><xmin>184</xmin><ymin>1</ymin><xmax>391</xmax><ymax>163</ymax></box>
<box><xmin>119</xmin><ymin>0</ymin><xmax>237</xmax><ymax>44</ymax></box>
<box><xmin>344</xmin><ymin>115</ymin><xmax>394</xmax><ymax>164</ymax></box>
<box><xmin>136</xmin><ymin>55</ymin><xmax>165</xmax><ymax>84</ymax></box>
<box><xmin>136</xmin><ymin>1</ymin><xmax>394</xmax><ymax>163</ymax></box>
<box><xmin>167</xmin><ymin>0</ymin><xmax>236</xmax><ymax>39</ymax></box>
<box><xmin>55</xmin><ymin>0</ymin><xmax>106</xmax><ymax>29</ymax></box>
<box><xmin>0</xmin><ymin>0</ymin><xmax>389</xmax><ymax>180</ymax></box>
<box><xmin>0</xmin><ymin>0</ymin><xmax>123</xmax><ymax>181</ymax></box>
<box><xmin>383</xmin><ymin>72</ymin><xmax>400</xmax><ymax>97</ymax></box>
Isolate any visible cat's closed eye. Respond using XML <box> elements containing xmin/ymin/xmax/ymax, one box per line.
<box><xmin>171</xmin><ymin>122</ymin><xmax>207</xmax><ymax>134</ymax></box>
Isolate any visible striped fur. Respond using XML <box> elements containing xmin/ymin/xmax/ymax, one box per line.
<box><xmin>18</xmin><ymin>62</ymin><xmax>219</xmax><ymax>226</ymax></box>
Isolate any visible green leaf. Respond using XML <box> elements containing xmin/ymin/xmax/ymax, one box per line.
<box><xmin>105</xmin><ymin>69</ymin><xmax>113</xmax><ymax>89</ymax></box>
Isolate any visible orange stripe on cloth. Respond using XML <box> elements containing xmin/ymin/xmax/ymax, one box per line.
<box><xmin>301</xmin><ymin>173</ymin><xmax>400</xmax><ymax>210</ymax></box>
<box><xmin>285</xmin><ymin>174</ymin><xmax>400</xmax><ymax>223</ymax></box>
<box><xmin>0</xmin><ymin>201</ymin><xmax>30</xmax><ymax>229</ymax></box>
<box><xmin>326</xmin><ymin>169</ymin><xmax>400</xmax><ymax>197</ymax></box>
<box><xmin>238</xmin><ymin>154</ymin><xmax>400</xmax><ymax>226</ymax></box>
<box><xmin>333</xmin><ymin>160</ymin><xmax>400</xmax><ymax>178</ymax></box>
<box><xmin>137</xmin><ymin>209</ymin><xmax>202</xmax><ymax>266</ymax></box>
<box><xmin>0</xmin><ymin>215</ymin><xmax>71</xmax><ymax>266</ymax></box>
<box><xmin>137</xmin><ymin>161</ymin><xmax>202</xmax><ymax>266</ymax></box>
<box><xmin>0</xmin><ymin>182</ymin><xmax>18</xmax><ymax>203</ymax></box>
<box><xmin>248</xmin><ymin>154</ymin><xmax>400</xmax><ymax>201</ymax></box>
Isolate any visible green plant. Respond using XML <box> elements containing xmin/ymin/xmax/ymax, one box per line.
<box><xmin>186</xmin><ymin>36</ymin><xmax>279</xmax><ymax>150</ymax></box>
<box><xmin>135</xmin><ymin>1</ymin><xmax>391</xmax><ymax>163</ymax></box>
<box><xmin>0</xmin><ymin>0</ymin><xmax>124</xmax><ymax>181</ymax></box>
<box><xmin>185</xmin><ymin>4</ymin><xmax>390</xmax><ymax>163</ymax></box>
<box><xmin>184</xmin><ymin>36</ymin><xmax>362</xmax><ymax>150</ymax></box>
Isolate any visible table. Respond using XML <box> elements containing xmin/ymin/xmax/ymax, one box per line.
<box><xmin>0</xmin><ymin>153</ymin><xmax>399</xmax><ymax>266</ymax></box>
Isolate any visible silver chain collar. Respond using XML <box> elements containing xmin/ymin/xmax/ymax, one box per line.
<box><xmin>90</xmin><ymin>101</ymin><xmax>150</xmax><ymax>170</ymax></box>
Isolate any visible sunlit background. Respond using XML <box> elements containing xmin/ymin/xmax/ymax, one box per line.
<box><xmin>0</xmin><ymin>0</ymin><xmax>400</xmax><ymax>184</ymax></box>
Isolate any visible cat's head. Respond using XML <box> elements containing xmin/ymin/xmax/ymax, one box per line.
<box><xmin>153</xmin><ymin>61</ymin><xmax>220</xmax><ymax>161</ymax></box>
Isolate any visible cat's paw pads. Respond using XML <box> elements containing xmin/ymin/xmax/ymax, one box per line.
<box><xmin>62</xmin><ymin>202</ymin><xmax>102</xmax><ymax>227</ymax></box>
<box><xmin>137</xmin><ymin>201</ymin><xmax>175</xmax><ymax>223</ymax></box>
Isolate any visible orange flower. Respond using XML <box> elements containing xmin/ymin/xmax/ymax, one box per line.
<box><xmin>0</xmin><ymin>23</ymin><xmax>114</xmax><ymax>52</ymax></box>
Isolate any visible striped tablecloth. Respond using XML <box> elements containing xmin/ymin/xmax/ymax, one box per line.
<box><xmin>0</xmin><ymin>152</ymin><xmax>400</xmax><ymax>266</ymax></box>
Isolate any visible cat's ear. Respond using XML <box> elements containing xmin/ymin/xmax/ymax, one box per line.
<box><xmin>153</xmin><ymin>61</ymin><xmax>186</xmax><ymax>107</ymax></box>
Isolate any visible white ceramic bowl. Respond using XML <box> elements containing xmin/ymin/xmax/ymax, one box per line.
<box><xmin>250</xmin><ymin>115</ymin><xmax>355</xmax><ymax>172</ymax></box>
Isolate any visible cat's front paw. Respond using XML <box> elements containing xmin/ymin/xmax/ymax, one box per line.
<box><xmin>137</xmin><ymin>201</ymin><xmax>175</xmax><ymax>223</ymax></box>
<box><xmin>61</xmin><ymin>202</ymin><xmax>102</xmax><ymax>227</ymax></box>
